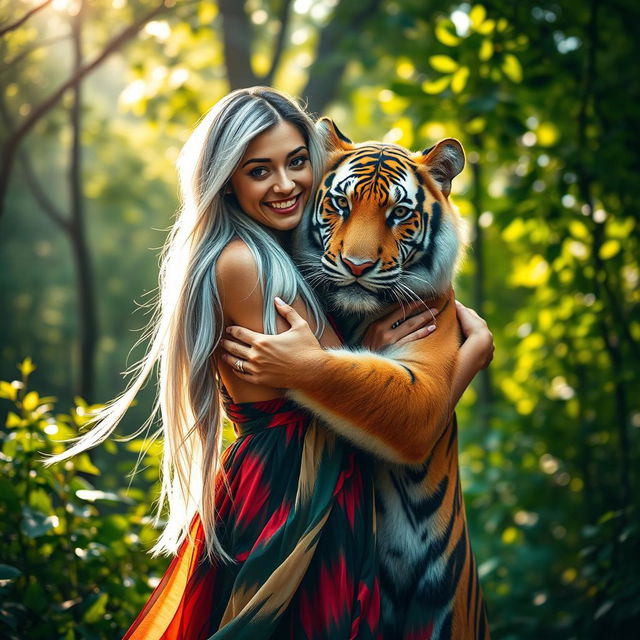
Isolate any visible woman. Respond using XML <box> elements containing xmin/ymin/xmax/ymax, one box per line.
<box><xmin>47</xmin><ymin>87</ymin><xmax>492</xmax><ymax>638</ymax></box>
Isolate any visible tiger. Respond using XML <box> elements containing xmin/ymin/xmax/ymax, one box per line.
<box><xmin>286</xmin><ymin>118</ymin><xmax>490</xmax><ymax>639</ymax></box>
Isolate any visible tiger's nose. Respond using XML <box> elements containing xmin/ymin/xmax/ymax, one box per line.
<box><xmin>340</xmin><ymin>254</ymin><xmax>377</xmax><ymax>277</ymax></box>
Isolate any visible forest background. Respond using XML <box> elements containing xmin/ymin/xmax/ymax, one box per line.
<box><xmin>1</xmin><ymin>0</ymin><xmax>639</xmax><ymax>638</ymax></box>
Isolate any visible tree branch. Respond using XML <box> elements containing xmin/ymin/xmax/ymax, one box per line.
<box><xmin>264</xmin><ymin>0</ymin><xmax>293</xmax><ymax>86</ymax></box>
<box><xmin>19</xmin><ymin>152</ymin><xmax>70</xmax><ymax>230</ymax></box>
<box><xmin>0</xmin><ymin>93</ymin><xmax>69</xmax><ymax>229</ymax></box>
<box><xmin>301</xmin><ymin>0</ymin><xmax>384</xmax><ymax>115</ymax></box>
<box><xmin>0</xmin><ymin>0</ymin><xmax>171</xmax><ymax>218</ymax></box>
<box><xmin>3</xmin><ymin>33</ymin><xmax>71</xmax><ymax>70</ymax></box>
<box><xmin>0</xmin><ymin>0</ymin><xmax>53</xmax><ymax>37</ymax></box>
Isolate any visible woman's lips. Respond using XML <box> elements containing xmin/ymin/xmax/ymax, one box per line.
<box><xmin>263</xmin><ymin>193</ymin><xmax>302</xmax><ymax>214</ymax></box>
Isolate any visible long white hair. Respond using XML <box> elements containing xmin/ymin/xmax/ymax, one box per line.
<box><xmin>45</xmin><ymin>87</ymin><xmax>327</xmax><ymax>561</ymax></box>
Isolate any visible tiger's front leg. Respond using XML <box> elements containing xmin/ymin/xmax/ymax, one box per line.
<box><xmin>287</xmin><ymin>289</ymin><xmax>460</xmax><ymax>465</ymax></box>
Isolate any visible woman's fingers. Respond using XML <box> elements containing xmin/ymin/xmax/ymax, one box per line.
<box><xmin>394</xmin><ymin>323</ymin><xmax>438</xmax><ymax>346</ymax></box>
<box><xmin>362</xmin><ymin>301</ymin><xmax>441</xmax><ymax>350</ymax></box>
<box><xmin>392</xmin><ymin>310</ymin><xmax>438</xmax><ymax>338</ymax></box>
<box><xmin>221</xmin><ymin>338</ymin><xmax>251</xmax><ymax>360</ymax></box>
<box><xmin>226</xmin><ymin>324</ymin><xmax>262</xmax><ymax>345</ymax></box>
<box><xmin>386</xmin><ymin>301</ymin><xmax>440</xmax><ymax>329</ymax></box>
<box><xmin>455</xmin><ymin>299</ymin><xmax>487</xmax><ymax>338</ymax></box>
<box><xmin>274</xmin><ymin>297</ymin><xmax>307</xmax><ymax>329</ymax></box>
<box><xmin>220</xmin><ymin>353</ymin><xmax>256</xmax><ymax>377</ymax></box>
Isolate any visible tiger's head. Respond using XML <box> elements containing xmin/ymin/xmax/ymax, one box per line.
<box><xmin>296</xmin><ymin>118</ymin><xmax>466</xmax><ymax>315</ymax></box>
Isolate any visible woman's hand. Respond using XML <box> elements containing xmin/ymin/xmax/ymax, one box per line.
<box><xmin>450</xmin><ymin>300</ymin><xmax>494</xmax><ymax>407</ymax></box>
<box><xmin>361</xmin><ymin>301</ymin><xmax>441</xmax><ymax>351</ymax></box>
<box><xmin>221</xmin><ymin>298</ymin><xmax>325</xmax><ymax>388</ymax></box>
<box><xmin>456</xmin><ymin>299</ymin><xmax>494</xmax><ymax>369</ymax></box>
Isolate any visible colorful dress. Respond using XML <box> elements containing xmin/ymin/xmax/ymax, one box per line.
<box><xmin>123</xmin><ymin>397</ymin><xmax>381</xmax><ymax>639</ymax></box>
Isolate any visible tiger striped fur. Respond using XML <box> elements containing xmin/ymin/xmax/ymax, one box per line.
<box><xmin>288</xmin><ymin>119</ymin><xmax>490</xmax><ymax>639</ymax></box>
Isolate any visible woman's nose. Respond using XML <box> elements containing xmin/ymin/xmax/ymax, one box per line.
<box><xmin>273</xmin><ymin>170</ymin><xmax>295</xmax><ymax>193</ymax></box>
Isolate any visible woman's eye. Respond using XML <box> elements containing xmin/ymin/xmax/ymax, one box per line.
<box><xmin>336</xmin><ymin>196</ymin><xmax>349</xmax><ymax>210</ymax></box>
<box><xmin>249</xmin><ymin>167</ymin><xmax>268</xmax><ymax>178</ymax></box>
<box><xmin>290</xmin><ymin>155</ymin><xmax>308</xmax><ymax>168</ymax></box>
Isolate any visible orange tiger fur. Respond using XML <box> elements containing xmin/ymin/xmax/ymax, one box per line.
<box><xmin>288</xmin><ymin>119</ymin><xmax>490</xmax><ymax>639</ymax></box>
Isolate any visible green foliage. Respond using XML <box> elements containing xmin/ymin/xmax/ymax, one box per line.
<box><xmin>0</xmin><ymin>360</ymin><xmax>168</xmax><ymax>639</ymax></box>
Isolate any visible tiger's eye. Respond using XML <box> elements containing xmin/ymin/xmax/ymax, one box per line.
<box><xmin>336</xmin><ymin>196</ymin><xmax>349</xmax><ymax>209</ymax></box>
<box><xmin>393</xmin><ymin>206</ymin><xmax>410</xmax><ymax>218</ymax></box>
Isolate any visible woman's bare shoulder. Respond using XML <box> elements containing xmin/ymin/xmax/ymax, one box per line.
<box><xmin>216</xmin><ymin>239</ymin><xmax>258</xmax><ymax>281</ymax></box>
<box><xmin>215</xmin><ymin>239</ymin><xmax>263</xmax><ymax>328</ymax></box>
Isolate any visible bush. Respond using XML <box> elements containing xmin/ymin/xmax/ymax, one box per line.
<box><xmin>0</xmin><ymin>359</ymin><xmax>168</xmax><ymax>639</ymax></box>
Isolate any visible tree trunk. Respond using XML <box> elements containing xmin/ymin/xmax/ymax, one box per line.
<box><xmin>301</xmin><ymin>0</ymin><xmax>384</xmax><ymax>115</ymax></box>
<box><xmin>68</xmin><ymin>2</ymin><xmax>97</xmax><ymax>402</ymax></box>
<box><xmin>218</xmin><ymin>0</ymin><xmax>258</xmax><ymax>89</ymax></box>
<box><xmin>469</xmin><ymin>134</ymin><xmax>492</xmax><ymax>427</ymax></box>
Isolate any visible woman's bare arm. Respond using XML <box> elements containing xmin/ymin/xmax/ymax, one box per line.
<box><xmin>215</xmin><ymin>240</ymin><xmax>341</xmax><ymax>402</ymax></box>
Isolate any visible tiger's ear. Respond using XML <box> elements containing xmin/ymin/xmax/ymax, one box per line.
<box><xmin>417</xmin><ymin>138</ymin><xmax>465</xmax><ymax>198</ymax></box>
<box><xmin>316</xmin><ymin>117</ymin><xmax>353</xmax><ymax>152</ymax></box>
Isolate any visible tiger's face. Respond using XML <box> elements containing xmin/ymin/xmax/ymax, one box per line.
<box><xmin>297</xmin><ymin>119</ymin><xmax>466</xmax><ymax>315</ymax></box>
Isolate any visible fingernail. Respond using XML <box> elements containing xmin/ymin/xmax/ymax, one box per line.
<box><xmin>427</xmin><ymin>324</ymin><xmax>436</xmax><ymax>332</ymax></box>
<box><xmin>275</xmin><ymin>296</ymin><xmax>286</xmax><ymax>306</ymax></box>
<box><xmin>226</xmin><ymin>326</ymin><xmax>232</xmax><ymax>333</ymax></box>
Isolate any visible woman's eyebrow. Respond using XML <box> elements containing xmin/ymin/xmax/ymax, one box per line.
<box><xmin>287</xmin><ymin>145</ymin><xmax>307</xmax><ymax>157</ymax></box>
<box><xmin>241</xmin><ymin>145</ymin><xmax>308</xmax><ymax>168</ymax></box>
<box><xmin>242</xmin><ymin>157</ymin><xmax>270</xmax><ymax>167</ymax></box>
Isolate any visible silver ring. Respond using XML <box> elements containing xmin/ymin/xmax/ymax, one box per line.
<box><xmin>235</xmin><ymin>359</ymin><xmax>244</xmax><ymax>373</ymax></box>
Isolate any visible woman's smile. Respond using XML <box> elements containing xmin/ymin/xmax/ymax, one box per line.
<box><xmin>263</xmin><ymin>192</ymin><xmax>303</xmax><ymax>213</ymax></box>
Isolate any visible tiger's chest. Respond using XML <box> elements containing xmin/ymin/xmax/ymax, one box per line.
<box><xmin>375</xmin><ymin>415</ymin><xmax>463</xmax><ymax>592</ymax></box>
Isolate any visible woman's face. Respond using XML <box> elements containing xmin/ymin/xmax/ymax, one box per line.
<box><xmin>230</xmin><ymin>120</ymin><xmax>313</xmax><ymax>232</ymax></box>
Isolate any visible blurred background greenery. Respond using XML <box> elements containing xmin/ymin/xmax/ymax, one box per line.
<box><xmin>1</xmin><ymin>0</ymin><xmax>639</xmax><ymax>638</ymax></box>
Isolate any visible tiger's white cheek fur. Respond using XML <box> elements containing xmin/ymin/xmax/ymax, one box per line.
<box><xmin>401</xmin><ymin>215</ymin><xmax>460</xmax><ymax>298</ymax></box>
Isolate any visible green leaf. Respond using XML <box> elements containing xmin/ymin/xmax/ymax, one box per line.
<box><xmin>0</xmin><ymin>564</ymin><xmax>22</xmax><ymax>582</ymax></box>
<box><xmin>0</xmin><ymin>478</ymin><xmax>19</xmax><ymax>509</ymax></box>
<box><xmin>476</xmin><ymin>19</ymin><xmax>495</xmax><ymax>35</ymax></box>
<box><xmin>421</xmin><ymin>76</ymin><xmax>451</xmax><ymax>94</ymax></box>
<box><xmin>479</xmin><ymin>39</ymin><xmax>493</xmax><ymax>61</ymax></box>
<box><xmin>470</xmin><ymin>5</ymin><xmax>487</xmax><ymax>30</ymax></box>
<box><xmin>83</xmin><ymin>592</ymin><xmax>108</xmax><ymax>624</ymax></box>
<box><xmin>502</xmin><ymin>53</ymin><xmax>523</xmax><ymax>82</ymax></box>
<box><xmin>466</xmin><ymin>117</ymin><xmax>486</xmax><ymax>134</ymax></box>
<box><xmin>24</xmin><ymin>580</ymin><xmax>48</xmax><ymax>614</ymax></box>
<box><xmin>74</xmin><ymin>454</ymin><xmax>100</xmax><ymax>475</ymax></box>
<box><xmin>569</xmin><ymin>220</ymin><xmax>589</xmax><ymax>240</ymax></box>
<box><xmin>429</xmin><ymin>55</ymin><xmax>458</xmax><ymax>73</ymax></box>
<box><xmin>22</xmin><ymin>391</ymin><xmax>39</xmax><ymax>412</ymax></box>
<box><xmin>18</xmin><ymin>357</ymin><xmax>36</xmax><ymax>377</ymax></box>
<box><xmin>599</xmin><ymin>240</ymin><xmax>620</xmax><ymax>260</ymax></box>
<box><xmin>451</xmin><ymin>66</ymin><xmax>470</xmax><ymax>93</ymax></box>
<box><xmin>0</xmin><ymin>381</ymin><xmax>17</xmax><ymax>401</ymax></box>
<box><xmin>5</xmin><ymin>411</ymin><xmax>23</xmax><ymax>428</ymax></box>
<box><xmin>435</xmin><ymin>21</ymin><xmax>460</xmax><ymax>46</ymax></box>
<box><xmin>29</xmin><ymin>488</ymin><xmax>53</xmax><ymax>514</ymax></box>
<box><xmin>21</xmin><ymin>507</ymin><xmax>56</xmax><ymax>538</ymax></box>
